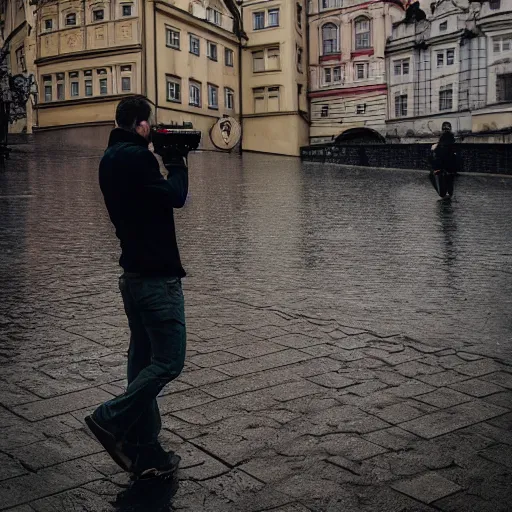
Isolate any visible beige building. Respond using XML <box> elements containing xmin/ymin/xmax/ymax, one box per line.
<box><xmin>308</xmin><ymin>0</ymin><xmax>404</xmax><ymax>144</ymax></box>
<box><xmin>34</xmin><ymin>0</ymin><xmax>240</xmax><ymax>150</ymax></box>
<box><xmin>0</xmin><ymin>0</ymin><xmax>37</xmax><ymax>135</ymax></box>
<box><xmin>240</xmin><ymin>0</ymin><xmax>309</xmax><ymax>156</ymax></box>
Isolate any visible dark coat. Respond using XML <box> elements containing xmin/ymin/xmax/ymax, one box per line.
<box><xmin>99</xmin><ymin>128</ymin><xmax>188</xmax><ymax>277</ymax></box>
<box><xmin>433</xmin><ymin>132</ymin><xmax>457</xmax><ymax>173</ymax></box>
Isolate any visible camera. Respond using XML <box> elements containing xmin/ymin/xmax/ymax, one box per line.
<box><xmin>151</xmin><ymin>122</ymin><xmax>202</xmax><ymax>161</ymax></box>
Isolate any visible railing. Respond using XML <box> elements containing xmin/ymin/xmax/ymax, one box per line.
<box><xmin>300</xmin><ymin>143</ymin><xmax>512</xmax><ymax>174</ymax></box>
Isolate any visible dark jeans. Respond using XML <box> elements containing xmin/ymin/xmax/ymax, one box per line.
<box><xmin>94</xmin><ymin>274</ymin><xmax>186</xmax><ymax>446</ymax></box>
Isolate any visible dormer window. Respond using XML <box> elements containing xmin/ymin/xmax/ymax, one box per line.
<box><xmin>65</xmin><ymin>13</ymin><xmax>77</xmax><ymax>26</ymax></box>
<box><xmin>206</xmin><ymin>7</ymin><xmax>222</xmax><ymax>26</ymax></box>
<box><xmin>93</xmin><ymin>9</ymin><xmax>104</xmax><ymax>21</ymax></box>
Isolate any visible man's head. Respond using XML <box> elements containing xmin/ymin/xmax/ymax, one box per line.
<box><xmin>442</xmin><ymin>121</ymin><xmax>452</xmax><ymax>133</ymax></box>
<box><xmin>115</xmin><ymin>96</ymin><xmax>152</xmax><ymax>140</ymax></box>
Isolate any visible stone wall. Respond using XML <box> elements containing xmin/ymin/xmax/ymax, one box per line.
<box><xmin>300</xmin><ymin>143</ymin><xmax>512</xmax><ymax>175</ymax></box>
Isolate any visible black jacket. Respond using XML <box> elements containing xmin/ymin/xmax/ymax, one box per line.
<box><xmin>99</xmin><ymin>128</ymin><xmax>188</xmax><ymax>277</ymax></box>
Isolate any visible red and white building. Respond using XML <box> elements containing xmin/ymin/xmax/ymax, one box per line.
<box><xmin>308</xmin><ymin>0</ymin><xmax>405</xmax><ymax>144</ymax></box>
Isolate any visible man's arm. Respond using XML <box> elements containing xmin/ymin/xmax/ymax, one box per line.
<box><xmin>137</xmin><ymin>150</ymin><xmax>188</xmax><ymax>209</ymax></box>
<box><xmin>163</xmin><ymin>155</ymin><xmax>189</xmax><ymax>209</ymax></box>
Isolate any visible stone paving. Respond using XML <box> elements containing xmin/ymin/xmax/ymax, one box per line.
<box><xmin>1</xmin><ymin>136</ymin><xmax>511</xmax><ymax>511</ymax></box>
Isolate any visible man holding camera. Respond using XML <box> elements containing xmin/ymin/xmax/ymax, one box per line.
<box><xmin>85</xmin><ymin>96</ymin><xmax>188</xmax><ymax>479</ymax></box>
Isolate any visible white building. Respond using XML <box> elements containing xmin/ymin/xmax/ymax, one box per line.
<box><xmin>385</xmin><ymin>0</ymin><xmax>512</xmax><ymax>142</ymax></box>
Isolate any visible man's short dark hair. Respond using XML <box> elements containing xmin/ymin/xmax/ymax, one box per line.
<box><xmin>116</xmin><ymin>96</ymin><xmax>152</xmax><ymax>131</ymax></box>
<box><xmin>442</xmin><ymin>121</ymin><xmax>452</xmax><ymax>132</ymax></box>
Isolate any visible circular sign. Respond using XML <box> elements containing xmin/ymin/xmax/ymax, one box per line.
<box><xmin>210</xmin><ymin>116</ymin><xmax>241</xmax><ymax>151</ymax></box>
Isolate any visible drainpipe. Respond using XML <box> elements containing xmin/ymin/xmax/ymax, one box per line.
<box><xmin>237</xmin><ymin>1</ymin><xmax>244</xmax><ymax>155</ymax></box>
<box><xmin>153</xmin><ymin>0</ymin><xmax>158</xmax><ymax>123</ymax></box>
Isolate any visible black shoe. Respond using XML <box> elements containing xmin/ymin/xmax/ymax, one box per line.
<box><xmin>84</xmin><ymin>415</ymin><xmax>133</xmax><ymax>472</ymax></box>
<box><xmin>130</xmin><ymin>442</ymin><xmax>181</xmax><ymax>480</ymax></box>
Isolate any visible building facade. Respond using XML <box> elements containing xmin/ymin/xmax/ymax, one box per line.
<box><xmin>240</xmin><ymin>0</ymin><xmax>309</xmax><ymax>156</ymax></box>
<box><xmin>385</xmin><ymin>0</ymin><xmax>512</xmax><ymax>142</ymax></box>
<box><xmin>308</xmin><ymin>0</ymin><xmax>404</xmax><ymax>145</ymax></box>
<box><xmin>35</xmin><ymin>0</ymin><xmax>144</xmax><ymax>129</ymax></box>
<box><xmin>0</xmin><ymin>0</ymin><xmax>37</xmax><ymax>136</ymax></box>
<box><xmin>33</xmin><ymin>0</ymin><xmax>240</xmax><ymax>150</ymax></box>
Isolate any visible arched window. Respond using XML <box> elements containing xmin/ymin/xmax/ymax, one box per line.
<box><xmin>322</xmin><ymin>23</ymin><xmax>339</xmax><ymax>55</ymax></box>
<box><xmin>354</xmin><ymin>16</ymin><xmax>371</xmax><ymax>49</ymax></box>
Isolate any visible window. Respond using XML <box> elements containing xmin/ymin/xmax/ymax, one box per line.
<box><xmin>437</xmin><ymin>48</ymin><xmax>455</xmax><ymax>67</ymax></box>
<box><xmin>122</xmin><ymin>4</ymin><xmax>132</xmax><ymax>16</ymax></box>
<box><xmin>333</xmin><ymin>66</ymin><xmax>342</xmax><ymax>82</ymax></box>
<box><xmin>93</xmin><ymin>9</ymin><xmax>104</xmax><ymax>21</ymax></box>
<box><xmin>297</xmin><ymin>47</ymin><xmax>303</xmax><ymax>72</ymax></box>
<box><xmin>166</xmin><ymin>28</ymin><xmax>180</xmax><ymax>49</ymax></box>
<box><xmin>321</xmin><ymin>105</ymin><xmax>329</xmax><ymax>117</ymax></box>
<box><xmin>439</xmin><ymin>85</ymin><xmax>453</xmax><ymax>110</ymax></box>
<box><xmin>497</xmin><ymin>73</ymin><xmax>512</xmax><ymax>102</ymax></box>
<box><xmin>99</xmin><ymin>78</ymin><xmax>108</xmax><ymax>95</ymax></box>
<box><xmin>253</xmin><ymin>47</ymin><xmax>280</xmax><ymax>72</ymax></box>
<box><xmin>225</xmin><ymin>48</ymin><xmax>234</xmax><ymax>67</ymax></box>
<box><xmin>208</xmin><ymin>84</ymin><xmax>219</xmax><ymax>109</ymax></box>
<box><xmin>85</xmin><ymin>80</ymin><xmax>93</xmax><ymax>96</ymax></box>
<box><xmin>321</xmin><ymin>0</ymin><xmax>343</xmax><ymax>9</ymax></box>
<box><xmin>225</xmin><ymin>87</ymin><xmax>234</xmax><ymax>109</ymax></box>
<box><xmin>268</xmin><ymin>9</ymin><xmax>279</xmax><ymax>27</ymax></box>
<box><xmin>356</xmin><ymin>104</ymin><xmax>366</xmax><ymax>114</ymax></box>
<box><xmin>56</xmin><ymin>73</ymin><xmax>64</xmax><ymax>100</ymax></box>
<box><xmin>355</xmin><ymin>17</ymin><xmax>371</xmax><ymax>49</ymax></box>
<box><xmin>253</xmin><ymin>51</ymin><xmax>264</xmax><ymax>72</ymax></box>
<box><xmin>493</xmin><ymin>34</ymin><xmax>512</xmax><ymax>53</ymax></box>
<box><xmin>489</xmin><ymin>0</ymin><xmax>500</xmax><ymax>9</ymax></box>
<box><xmin>166</xmin><ymin>76</ymin><xmax>181</xmax><ymax>102</ymax></box>
<box><xmin>446</xmin><ymin>48</ymin><xmax>454</xmax><ymax>65</ymax></box>
<box><xmin>322</xmin><ymin>23</ymin><xmax>339</xmax><ymax>54</ymax></box>
<box><xmin>206</xmin><ymin>7</ymin><xmax>222</xmax><ymax>26</ymax></box>
<box><xmin>325</xmin><ymin>68</ymin><xmax>332</xmax><ymax>83</ymax></box>
<box><xmin>267</xmin><ymin>47</ymin><xmax>281</xmax><ymax>70</ymax></box>
<box><xmin>15</xmin><ymin>46</ymin><xmax>26</xmax><ymax>72</ymax></box>
<box><xmin>44</xmin><ymin>19</ymin><xmax>53</xmax><ymax>31</ymax></box>
<box><xmin>297</xmin><ymin>3</ymin><xmax>303</xmax><ymax>28</ymax></box>
<box><xmin>85</xmin><ymin>70</ymin><xmax>92</xmax><ymax>96</ymax></box>
<box><xmin>65</xmin><ymin>13</ymin><xmax>77</xmax><ymax>26</ymax></box>
<box><xmin>71</xmin><ymin>81</ymin><xmax>79</xmax><ymax>97</ymax></box>
<box><xmin>121</xmin><ymin>77</ymin><xmax>131</xmax><ymax>92</ymax></box>
<box><xmin>439</xmin><ymin>21</ymin><xmax>447</xmax><ymax>31</ymax></box>
<box><xmin>43</xmin><ymin>75</ymin><xmax>52</xmax><ymax>102</ymax></box>
<box><xmin>395</xmin><ymin>94</ymin><xmax>407</xmax><ymax>117</ymax></box>
<box><xmin>207</xmin><ymin>42</ymin><xmax>218</xmax><ymax>61</ymax></box>
<box><xmin>355</xmin><ymin>62</ymin><xmax>369</xmax><ymax>79</ymax></box>
<box><xmin>189</xmin><ymin>80</ymin><xmax>201</xmax><ymax>107</ymax></box>
<box><xmin>120</xmin><ymin>65</ymin><xmax>132</xmax><ymax>92</ymax></box>
<box><xmin>253</xmin><ymin>86</ymin><xmax>280</xmax><ymax>113</ymax></box>
<box><xmin>190</xmin><ymin>35</ymin><xmax>200</xmax><ymax>56</ymax></box>
<box><xmin>268</xmin><ymin>86</ymin><xmax>280</xmax><ymax>111</ymax></box>
<box><xmin>253</xmin><ymin>12</ymin><xmax>265</xmax><ymax>30</ymax></box>
<box><xmin>393</xmin><ymin>58</ymin><xmax>409</xmax><ymax>76</ymax></box>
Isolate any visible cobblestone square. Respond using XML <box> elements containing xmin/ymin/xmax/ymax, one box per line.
<box><xmin>0</xmin><ymin>135</ymin><xmax>511</xmax><ymax>511</ymax></box>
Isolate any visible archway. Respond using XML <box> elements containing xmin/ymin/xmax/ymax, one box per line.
<box><xmin>335</xmin><ymin>127</ymin><xmax>386</xmax><ymax>144</ymax></box>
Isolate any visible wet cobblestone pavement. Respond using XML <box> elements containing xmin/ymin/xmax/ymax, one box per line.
<box><xmin>0</xmin><ymin>129</ymin><xmax>511</xmax><ymax>511</ymax></box>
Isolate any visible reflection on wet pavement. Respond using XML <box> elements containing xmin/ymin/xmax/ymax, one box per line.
<box><xmin>1</xmin><ymin>128</ymin><xmax>511</xmax><ymax>359</ymax></box>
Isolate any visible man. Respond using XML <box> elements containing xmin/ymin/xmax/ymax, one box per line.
<box><xmin>85</xmin><ymin>96</ymin><xmax>187</xmax><ymax>479</ymax></box>
<box><xmin>430</xmin><ymin>122</ymin><xmax>457</xmax><ymax>198</ymax></box>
